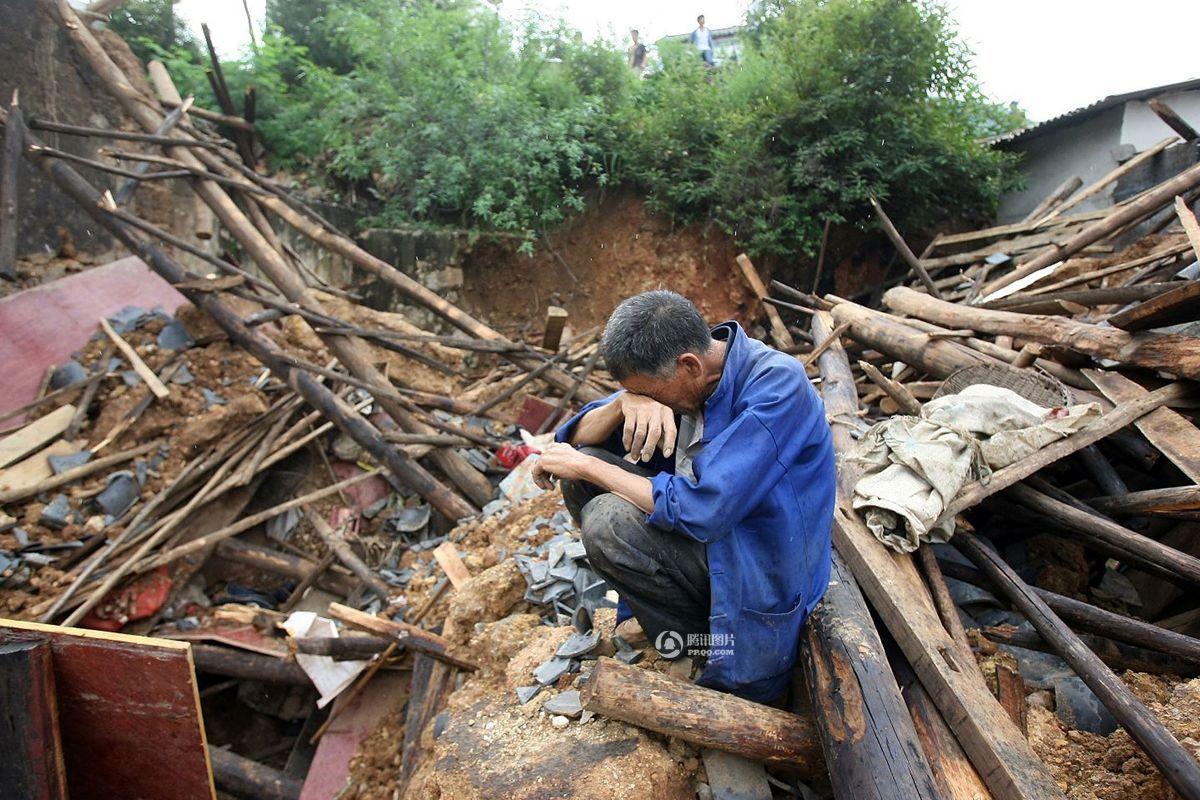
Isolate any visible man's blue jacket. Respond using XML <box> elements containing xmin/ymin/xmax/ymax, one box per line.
<box><xmin>555</xmin><ymin>321</ymin><xmax>835</xmax><ymax>701</ymax></box>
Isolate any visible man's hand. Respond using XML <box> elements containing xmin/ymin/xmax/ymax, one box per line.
<box><xmin>619</xmin><ymin>393</ymin><xmax>677</xmax><ymax>463</ymax></box>
<box><xmin>533</xmin><ymin>442</ymin><xmax>598</xmax><ymax>490</ymax></box>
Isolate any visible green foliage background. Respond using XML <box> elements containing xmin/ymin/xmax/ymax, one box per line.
<box><xmin>127</xmin><ymin>0</ymin><xmax>1027</xmax><ymax>257</ymax></box>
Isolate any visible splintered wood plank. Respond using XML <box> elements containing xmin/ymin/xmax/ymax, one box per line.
<box><xmin>0</xmin><ymin>618</ymin><xmax>215</xmax><ymax>800</ymax></box>
<box><xmin>832</xmin><ymin>504</ymin><xmax>1065</xmax><ymax>800</ymax></box>
<box><xmin>542</xmin><ymin>306</ymin><xmax>569</xmax><ymax>351</ymax></box>
<box><xmin>736</xmin><ymin>253</ymin><xmax>795</xmax><ymax>349</ymax></box>
<box><xmin>433</xmin><ymin>540</ymin><xmax>471</xmax><ymax>589</ymax></box>
<box><xmin>0</xmin><ymin>640</ymin><xmax>68</xmax><ymax>800</ymax></box>
<box><xmin>1086</xmin><ymin>369</ymin><xmax>1200</xmax><ymax>484</ymax></box>
<box><xmin>0</xmin><ymin>405</ymin><xmax>75</xmax><ymax>468</ymax></box>
<box><xmin>1107</xmin><ymin>279</ymin><xmax>1200</xmax><ymax>331</ymax></box>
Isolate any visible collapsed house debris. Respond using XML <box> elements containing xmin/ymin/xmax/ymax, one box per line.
<box><xmin>2</xmin><ymin>2</ymin><xmax>1200</xmax><ymax>799</ymax></box>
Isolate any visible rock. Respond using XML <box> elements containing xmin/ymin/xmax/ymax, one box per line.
<box><xmin>40</xmin><ymin>494</ymin><xmax>73</xmax><ymax>529</ymax></box>
<box><xmin>1027</xmin><ymin>689</ymin><xmax>1054</xmax><ymax>711</ymax></box>
<box><xmin>49</xmin><ymin>360</ymin><xmax>87</xmax><ymax>390</ymax></box>
<box><xmin>516</xmin><ymin>685</ymin><xmax>542</xmax><ymax>705</ymax></box>
<box><xmin>444</xmin><ymin>560</ymin><xmax>527</xmax><ymax>645</ymax></box>
<box><xmin>551</xmin><ymin>714</ymin><xmax>570</xmax><ymax>729</ymax></box>
<box><xmin>156</xmin><ymin>320</ymin><xmax>193</xmax><ymax>351</ymax></box>
<box><xmin>543</xmin><ymin>690</ymin><xmax>583</xmax><ymax>718</ymax></box>
<box><xmin>416</xmin><ymin>696</ymin><xmax>694</xmax><ymax>800</ymax></box>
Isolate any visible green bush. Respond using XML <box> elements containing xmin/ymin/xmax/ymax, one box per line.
<box><xmin>119</xmin><ymin>0</ymin><xmax>1025</xmax><ymax>258</ymax></box>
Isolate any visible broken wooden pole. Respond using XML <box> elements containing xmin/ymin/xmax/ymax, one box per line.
<box><xmin>214</xmin><ymin>539</ymin><xmax>356</xmax><ymax>598</ymax></box>
<box><xmin>1006</xmin><ymin>483</ymin><xmax>1200</xmax><ymax>585</ymax></box>
<box><xmin>112</xmin><ymin>96</ymin><xmax>193</xmax><ymax>206</ymax></box>
<box><xmin>1021</xmin><ymin>175</ymin><xmax>1082</xmax><ymax>222</ymax></box>
<box><xmin>869</xmin><ymin>197</ymin><xmax>942</xmax><ymax>298</ymax></box>
<box><xmin>582</xmin><ymin>657</ymin><xmax>824</xmax><ymax>775</ymax></box>
<box><xmin>18</xmin><ymin>110</ymin><xmax>477</xmax><ymax>524</ymax></box>
<box><xmin>305</xmin><ymin>509</ymin><xmax>392</xmax><ymax>601</ymax></box>
<box><xmin>190</xmin><ymin>644</ymin><xmax>310</xmax><ymax>686</ymax></box>
<box><xmin>956</xmin><ymin>531</ymin><xmax>1200</xmax><ymax>800</ymax></box>
<box><xmin>937</xmin><ymin>557</ymin><xmax>1200</xmax><ymax>666</ymax></box>
<box><xmin>43</xmin><ymin>2</ymin><xmax>488</xmax><ymax>512</ymax></box>
<box><xmin>737</xmin><ymin>253</ymin><xmax>796</xmax><ymax>349</ymax></box>
<box><xmin>208</xmin><ymin>746</ymin><xmax>302</xmax><ymax>800</ymax></box>
<box><xmin>1089</xmin><ymin>485</ymin><xmax>1200</xmax><ymax>518</ymax></box>
<box><xmin>0</xmin><ymin>90</ymin><xmax>21</xmax><ymax>280</ymax></box>
<box><xmin>1149</xmin><ymin>98</ymin><xmax>1199</xmax><ymax>142</ymax></box>
<box><xmin>294</xmin><ymin>635</ymin><xmax>390</xmax><ymax>661</ymax></box>
<box><xmin>885</xmin><ymin>286</ymin><xmax>1200</xmax><ymax>379</ymax></box>
<box><xmin>327</xmin><ymin>603</ymin><xmax>477</xmax><ymax>671</ymax></box>
<box><xmin>801</xmin><ymin>310</ymin><xmax>944</xmax><ymax>800</ymax></box>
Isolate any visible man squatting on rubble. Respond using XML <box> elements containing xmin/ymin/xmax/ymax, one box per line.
<box><xmin>533</xmin><ymin>290</ymin><xmax>836</xmax><ymax>702</ymax></box>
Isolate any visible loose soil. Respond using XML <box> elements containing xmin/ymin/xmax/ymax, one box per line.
<box><xmin>460</xmin><ymin>191</ymin><xmax>757</xmax><ymax>337</ymax></box>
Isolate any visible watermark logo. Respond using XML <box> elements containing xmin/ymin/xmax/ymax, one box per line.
<box><xmin>654</xmin><ymin>630</ymin><xmax>684</xmax><ymax>659</ymax></box>
<box><xmin>654</xmin><ymin>630</ymin><xmax>735</xmax><ymax>659</ymax></box>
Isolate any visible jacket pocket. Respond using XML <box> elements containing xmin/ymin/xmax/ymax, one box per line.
<box><xmin>733</xmin><ymin>595</ymin><xmax>807</xmax><ymax>682</ymax></box>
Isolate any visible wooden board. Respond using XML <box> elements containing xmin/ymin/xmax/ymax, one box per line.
<box><xmin>831</xmin><ymin>504</ymin><xmax>1065</xmax><ymax>800</ymax></box>
<box><xmin>432</xmin><ymin>540</ymin><xmax>472</xmax><ymax>589</ymax></box>
<box><xmin>0</xmin><ymin>439</ymin><xmax>80</xmax><ymax>495</ymax></box>
<box><xmin>0</xmin><ymin>405</ymin><xmax>75</xmax><ymax>468</ymax></box>
<box><xmin>736</xmin><ymin>253</ymin><xmax>795</xmax><ymax>349</ymax></box>
<box><xmin>1086</xmin><ymin>369</ymin><xmax>1200</xmax><ymax>484</ymax></box>
<box><xmin>0</xmin><ymin>640</ymin><xmax>68</xmax><ymax>800</ymax></box>
<box><xmin>0</xmin><ymin>618</ymin><xmax>215</xmax><ymax>800</ymax></box>
<box><xmin>1107</xmin><ymin>279</ymin><xmax>1200</xmax><ymax>332</ymax></box>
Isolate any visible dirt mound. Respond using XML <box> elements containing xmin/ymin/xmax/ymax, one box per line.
<box><xmin>1029</xmin><ymin>673</ymin><xmax>1200</xmax><ymax>800</ymax></box>
<box><xmin>460</xmin><ymin>191</ymin><xmax>756</xmax><ymax>336</ymax></box>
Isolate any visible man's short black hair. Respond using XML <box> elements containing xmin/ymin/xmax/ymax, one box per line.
<box><xmin>697</xmin><ymin>14</ymin><xmax>705</xmax><ymax>21</ymax></box>
<box><xmin>601</xmin><ymin>291</ymin><xmax>712</xmax><ymax>381</ymax></box>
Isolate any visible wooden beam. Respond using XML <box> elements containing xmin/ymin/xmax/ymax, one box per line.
<box><xmin>1085</xmin><ymin>369</ymin><xmax>1200</xmax><ymax>483</ymax></box>
<box><xmin>885</xmin><ymin>286</ymin><xmax>1200</xmax><ymax>380</ymax></box>
<box><xmin>432</xmin><ymin>541</ymin><xmax>471</xmax><ymax>590</ymax></box>
<box><xmin>736</xmin><ymin>253</ymin><xmax>795</xmax><ymax>349</ymax></box>
<box><xmin>956</xmin><ymin>533</ymin><xmax>1200</xmax><ymax>800</ymax></box>
<box><xmin>1149</xmin><ymin>98</ymin><xmax>1200</xmax><ymax>142</ymax></box>
<box><xmin>0</xmin><ymin>640</ymin><xmax>68</xmax><ymax>800</ymax></box>
<box><xmin>582</xmin><ymin>657</ymin><xmax>824</xmax><ymax>775</ymax></box>
<box><xmin>1021</xmin><ymin>175</ymin><xmax>1082</xmax><ymax>222</ymax></box>
<box><xmin>306</xmin><ymin>509</ymin><xmax>392</xmax><ymax>601</ymax></box>
<box><xmin>869</xmin><ymin>197</ymin><xmax>942</xmax><ymax>298</ymax></box>
<box><xmin>1041</xmin><ymin>136</ymin><xmax>1177</xmax><ymax>222</ymax></box>
<box><xmin>208</xmin><ymin>746</ymin><xmax>301</xmax><ymax>800</ymax></box>
<box><xmin>1</xmin><ymin>91</ymin><xmax>21</xmax><ymax>280</ymax></box>
<box><xmin>980</xmin><ymin>158</ymin><xmax>1200</xmax><ymax>297</ymax></box>
<box><xmin>1089</xmin><ymin>485</ymin><xmax>1200</xmax><ymax>517</ymax></box>
<box><xmin>542</xmin><ymin>306</ymin><xmax>569</xmax><ymax>351</ymax></box>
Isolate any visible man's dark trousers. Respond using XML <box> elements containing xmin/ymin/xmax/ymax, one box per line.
<box><xmin>560</xmin><ymin>447</ymin><xmax>709</xmax><ymax>657</ymax></box>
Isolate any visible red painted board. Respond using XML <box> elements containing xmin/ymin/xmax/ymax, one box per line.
<box><xmin>0</xmin><ymin>618</ymin><xmax>215</xmax><ymax>800</ymax></box>
<box><xmin>0</xmin><ymin>256</ymin><xmax>187</xmax><ymax>421</ymax></box>
<box><xmin>300</xmin><ymin>671</ymin><xmax>408</xmax><ymax>800</ymax></box>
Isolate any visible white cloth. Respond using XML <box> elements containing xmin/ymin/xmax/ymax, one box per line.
<box><xmin>849</xmin><ymin>384</ymin><xmax>1100</xmax><ymax>553</ymax></box>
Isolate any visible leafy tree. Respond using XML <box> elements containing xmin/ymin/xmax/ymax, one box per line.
<box><xmin>105</xmin><ymin>0</ymin><xmax>200</xmax><ymax>65</ymax></box>
<box><xmin>265</xmin><ymin>0</ymin><xmax>355</xmax><ymax>74</ymax></box>
<box><xmin>622</xmin><ymin>0</ymin><xmax>1024</xmax><ymax>257</ymax></box>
